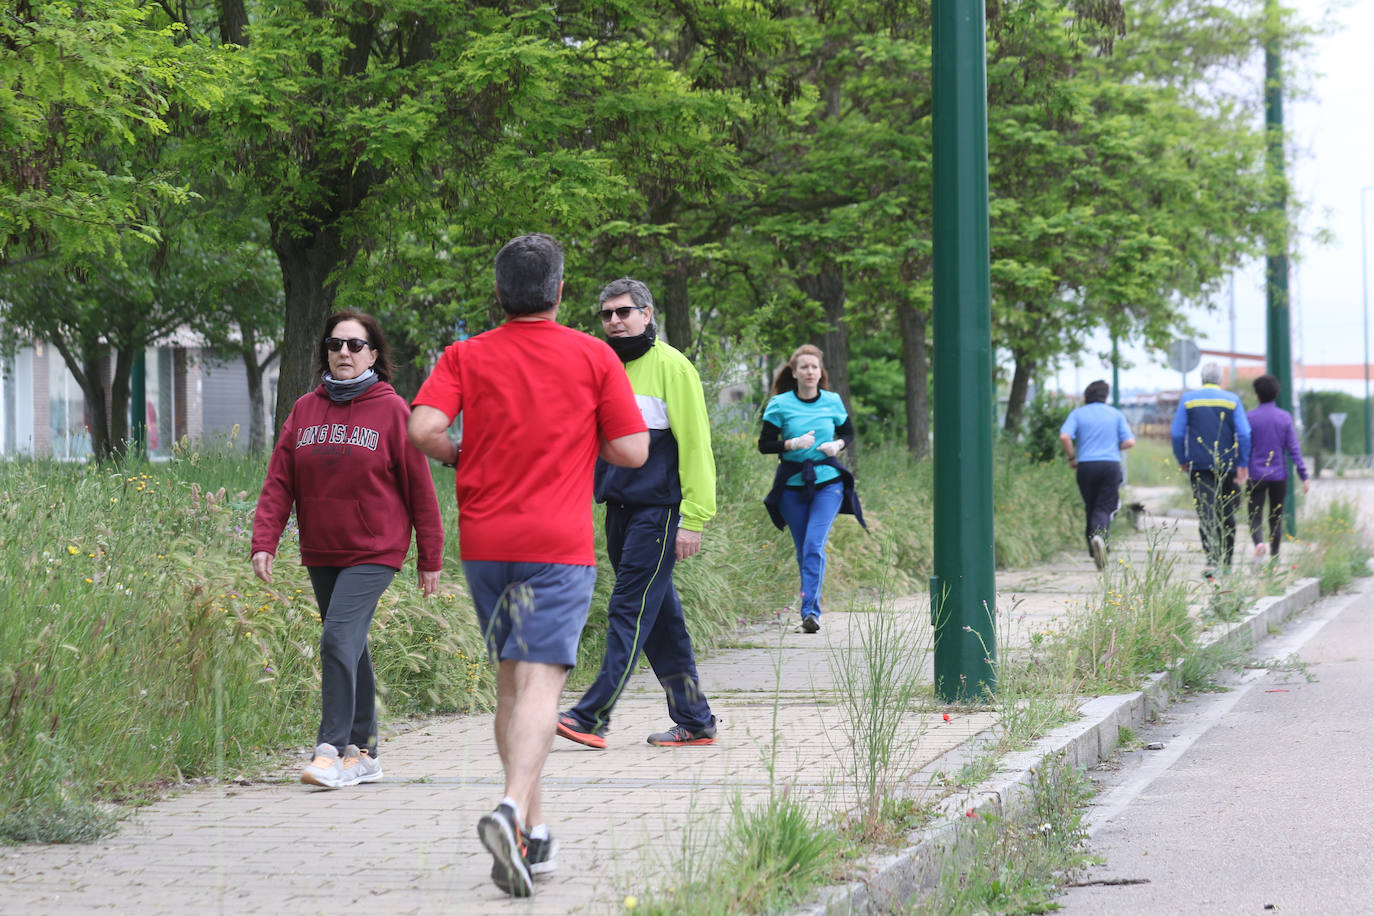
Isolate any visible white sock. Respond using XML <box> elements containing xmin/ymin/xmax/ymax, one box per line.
<box><xmin>529</xmin><ymin>823</ymin><xmax>549</xmax><ymax>841</ymax></box>
<box><xmin>501</xmin><ymin>796</ymin><xmax>521</xmax><ymax>824</ymax></box>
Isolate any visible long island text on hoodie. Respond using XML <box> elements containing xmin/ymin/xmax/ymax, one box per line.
<box><xmin>251</xmin><ymin>381</ymin><xmax>444</xmax><ymax>571</ymax></box>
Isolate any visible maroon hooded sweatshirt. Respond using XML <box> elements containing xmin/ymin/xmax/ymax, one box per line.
<box><xmin>251</xmin><ymin>381</ymin><xmax>443</xmax><ymax>571</ymax></box>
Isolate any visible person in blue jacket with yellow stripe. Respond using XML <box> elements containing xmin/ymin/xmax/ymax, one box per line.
<box><xmin>758</xmin><ymin>344</ymin><xmax>864</xmax><ymax>633</ymax></box>
<box><xmin>1171</xmin><ymin>362</ymin><xmax>1251</xmax><ymax>575</ymax></box>
<box><xmin>557</xmin><ymin>278</ymin><xmax>719</xmax><ymax>750</ymax></box>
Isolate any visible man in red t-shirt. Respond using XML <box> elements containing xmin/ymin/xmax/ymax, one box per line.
<box><xmin>408</xmin><ymin>233</ymin><xmax>647</xmax><ymax>899</ymax></box>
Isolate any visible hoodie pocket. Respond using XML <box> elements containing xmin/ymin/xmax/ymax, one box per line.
<box><xmin>298</xmin><ymin>497</ymin><xmax>378</xmax><ymax>554</ymax></box>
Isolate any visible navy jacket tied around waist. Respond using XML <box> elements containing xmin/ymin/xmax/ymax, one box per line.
<box><xmin>762</xmin><ymin>457</ymin><xmax>866</xmax><ymax>531</ymax></box>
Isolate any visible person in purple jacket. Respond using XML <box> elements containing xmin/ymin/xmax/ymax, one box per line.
<box><xmin>1247</xmin><ymin>374</ymin><xmax>1310</xmax><ymax>562</ymax></box>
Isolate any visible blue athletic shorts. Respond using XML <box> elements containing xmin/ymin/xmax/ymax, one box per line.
<box><xmin>461</xmin><ymin>561</ymin><xmax>597</xmax><ymax>667</ymax></box>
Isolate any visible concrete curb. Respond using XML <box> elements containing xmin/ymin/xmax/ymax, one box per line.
<box><xmin>802</xmin><ymin>575</ymin><xmax>1324</xmax><ymax>915</ymax></box>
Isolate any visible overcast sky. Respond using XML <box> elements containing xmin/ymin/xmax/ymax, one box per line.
<box><xmin>1048</xmin><ymin>0</ymin><xmax>1374</xmax><ymax>394</ymax></box>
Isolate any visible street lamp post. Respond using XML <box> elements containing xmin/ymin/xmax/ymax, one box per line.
<box><xmin>1361</xmin><ymin>185</ymin><xmax>1372</xmax><ymax>455</ymax></box>
<box><xmin>1263</xmin><ymin>7</ymin><xmax>1295</xmax><ymax>534</ymax></box>
<box><xmin>930</xmin><ymin>0</ymin><xmax>996</xmax><ymax>704</ymax></box>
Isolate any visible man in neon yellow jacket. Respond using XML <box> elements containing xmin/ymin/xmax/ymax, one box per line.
<box><xmin>557</xmin><ymin>277</ymin><xmax>719</xmax><ymax>750</ymax></box>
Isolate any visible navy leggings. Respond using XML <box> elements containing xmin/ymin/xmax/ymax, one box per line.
<box><xmin>1075</xmin><ymin>460</ymin><xmax>1122</xmax><ymax>555</ymax></box>
<box><xmin>569</xmin><ymin>504</ymin><xmax>713</xmax><ymax>733</ymax></box>
<box><xmin>1190</xmin><ymin>469</ymin><xmax>1240</xmax><ymax>569</ymax></box>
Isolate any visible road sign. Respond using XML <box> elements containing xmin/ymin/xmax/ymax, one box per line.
<box><xmin>1331</xmin><ymin>412</ymin><xmax>1348</xmax><ymax>456</ymax></box>
<box><xmin>1167</xmin><ymin>339</ymin><xmax>1201</xmax><ymax>374</ymax></box>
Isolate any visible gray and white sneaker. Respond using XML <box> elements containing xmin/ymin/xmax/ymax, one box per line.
<box><xmin>478</xmin><ymin>802</ymin><xmax>533</xmax><ymax>897</ymax></box>
<box><xmin>339</xmin><ymin>745</ymin><xmax>383</xmax><ymax>786</ymax></box>
<box><xmin>1090</xmin><ymin>534</ymin><xmax>1107</xmax><ymax>571</ymax></box>
<box><xmin>524</xmin><ymin>831</ymin><xmax>559</xmax><ymax>876</ymax></box>
<box><xmin>301</xmin><ymin>743</ymin><xmax>343</xmax><ymax>788</ymax></box>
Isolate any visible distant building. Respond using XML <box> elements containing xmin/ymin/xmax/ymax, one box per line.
<box><xmin>1217</xmin><ymin>362</ymin><xmax>1371</xmax><ymax>398</ymax></box>
<box><xmin>0</xmin><ymin>334</ymin><xmax>274</xmax><ymax>460</ymax></box>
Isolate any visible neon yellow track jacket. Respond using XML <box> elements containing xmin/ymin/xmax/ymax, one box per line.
<box><xmin>593</xmin><ymin>340</ymin><xmax>717</xmax><ymax>532</ymax></box>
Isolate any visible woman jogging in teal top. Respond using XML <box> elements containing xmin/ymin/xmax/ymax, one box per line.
<box><xmin>758</xmin><ymin>344</ymin><xmax>864</xmax><ymax>633</ymax></box>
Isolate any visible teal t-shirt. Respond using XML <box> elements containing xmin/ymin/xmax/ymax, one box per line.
<box><xmin>763</xmin><ymin>389</ymin><xmax>848</xmax><ymax>486</ymax></box>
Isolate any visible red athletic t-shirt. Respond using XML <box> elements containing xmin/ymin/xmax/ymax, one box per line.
<box><xmin>412</xmin><ymin>319</ymin><xmax>646</xmax><ymax>565</ymax></box>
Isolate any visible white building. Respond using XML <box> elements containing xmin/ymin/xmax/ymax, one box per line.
<box><xmin>0</xmin><ymin>333</ymin><xmax>274</xmax><ymax>459</ymax></box>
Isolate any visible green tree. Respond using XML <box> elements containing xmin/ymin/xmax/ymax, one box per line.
<box><xmin>989</xmin><ymin>0</ymin><xmax>1283</xmax><ymax>436</ymax></box>
<box><xmin>0</xmin><ymin>0</ymin><xmax>220</xmax><ymax>263</ymax></box>
<box><xmin>730</xmin><ymin>1</ymin><xmax>935</xmax><ymax>443</ymax></box>
<box><xmin>200</xmin><ymin>0</ymin><xmax>777</xmax><ymax>433</ymax></box>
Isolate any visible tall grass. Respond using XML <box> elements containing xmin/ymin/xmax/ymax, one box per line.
<box><xmin>1293</xmin><ymin>498</ymin><xmax>1372</xmax><ymax>594</ymax></box>
<box><xmin>829</xmin><ymin>441</ymin><xmax>1083</xmax><ymax>594</ymax></box>
<box><xmin>825</xmin><ymin>600</ymin><xmax>934</xmax><ymax>836</ymax></box>
<box><xmin>987</xmin><ymin>595</ymin><xmax>1078</xmax><ymax>753</ymax></box>
<box><xmin>1122</xmin><ymin>437</ymin><xmax>1187</xmax><ymax>488</ymax></box>
<box><xmin>1051</xmin><ymin>527</ymin><xmax>1195</xmax><ymax>692</ymax></box>
<box><xmin>0</xmin><ymin>455</ymin><xmax>489</xmax><ymax>843</ymax></box>
<box><xmin>913</xmin><ymin>754</ymin><xmax>1095</xmax><ymax>914</ymax></box>
<box><xmin>635</xmin><ymin>787</ymin><xmax>846</xmax><ymax>916</ymax></box>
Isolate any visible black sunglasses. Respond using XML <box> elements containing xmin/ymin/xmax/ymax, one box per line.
<box><xmin>598</xmin><ymin>305</ymin><xmax>646</xmax><ymax>322</ymax></box>
<box><xmin>324</xmin><ymin>337</ymin><xmax>371</xmax><ymax>353</ymax></box>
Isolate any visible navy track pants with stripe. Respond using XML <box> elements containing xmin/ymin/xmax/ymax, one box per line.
<box><xmin>569</xmin><ymin>503</ymin><xmax>713</xmax><ymax>733</ymax></box>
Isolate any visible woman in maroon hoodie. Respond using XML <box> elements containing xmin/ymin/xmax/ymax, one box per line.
<box><xmin>251</xmin><ymin>310</ymin><xmax>444</xmax><ymax>789</ymax></box>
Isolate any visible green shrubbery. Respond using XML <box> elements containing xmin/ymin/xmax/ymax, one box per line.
<box><xmin>1293</xmin><ymin>499</ymin><xmax>1372</xmax><ymax>593</ymax></box>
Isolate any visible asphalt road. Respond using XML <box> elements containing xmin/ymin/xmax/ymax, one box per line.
<box><xmin>1059</xmin><ymin>572</ymin><xmax>1374</xmax><ymax>914</ymax></box>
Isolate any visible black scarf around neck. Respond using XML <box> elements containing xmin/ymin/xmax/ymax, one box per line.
<box><xmin>322</xmin><ymin>368</ymin><xmax>379</xmax><ymax>402</ymax></box>
<box><xmin>606</xmin><ymin>325</ymin><xmax>656</xmax><ymax>363</ymax></box>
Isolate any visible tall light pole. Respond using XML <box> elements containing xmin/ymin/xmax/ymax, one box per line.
<box><xmin>1264</xmin><ymin>0</ymin><xmax>1295</xmax><ymax>534</ymax></box>
<box><xmin>930</xmin><ymin>0</ymin><xmax>995</xmax><ymax>703</ymax></box>
<box><xmin>1361</xmin><ymin>185</ymin><xmax>1372</xmax><ymax>455</ymax></box>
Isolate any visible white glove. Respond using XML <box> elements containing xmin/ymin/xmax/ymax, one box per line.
<box><xmin>818</xmin><ymin>440</ymin><xmax>843</xmax><ymax>458</ymax></box>
<box><xmin>785</xmin><ymin>430</ymin><xmax>816</xmax><ymax>451</ymax></box>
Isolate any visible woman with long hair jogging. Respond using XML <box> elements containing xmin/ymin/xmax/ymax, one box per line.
<box><xmin>758</xmin><ymin>344</ymin><xmax>864</xmax><ymax>633</ymax></box>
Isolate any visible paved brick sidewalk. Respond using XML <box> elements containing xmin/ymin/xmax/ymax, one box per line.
<box><xmin>2</xmin><ymin>507</ymin><xmax>1219</xmax><ymax>915</ymax></box>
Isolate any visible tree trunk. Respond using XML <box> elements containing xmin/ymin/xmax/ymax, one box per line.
<box><xmin>661</xmin><ymin>266</ymin><xmax>692</xmax><ymax>353</ymax></box>
<box><xmin>798</xmin><ymin>265</ymin><xmax>851</xmax><ymax>409</ymax></box>
<box><xmin>244</xmin><ymin>348</ymin><xmax>268</xmax><ymax>455</ymax></box>
<box><xmin>107</xmin><ymin>347</ymin><xmax>132</xmax><ymax>458</ymax></box>
<box><xmin>238</xmin><ymin>325</ymin><xmax>276</xmax><ymax>455</ymax></box>
<box><xmin>1003</xmin><ymin>352</ymin><xmax>1036</xmax><ymax>437</ymax></box>
<box><xmin>897</xmin><ymin>298</ymin><xmax>931</xmax><ymax>459</ymax></box>
<box><xmin>387</xmin><ymin>327</ymin><xmax>428</xmax><ymax>402</ymax></box>
<box><xmin>271</xmin><ymin>226</ymin><xmax>348</xmax><ymax>436</ymax></box>
<box><xmin>216</xmin><ymin>0</ymin><xmax>248</xmax><ymax>45</ymax></box>
<box><xmin>75</xmin><ymin>352</ymin><xmax>112</xmax><ymax>461</ymax></box>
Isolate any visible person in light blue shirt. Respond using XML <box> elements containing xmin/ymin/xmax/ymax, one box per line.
<box><xmin>1059</xmin><ymin>379</ymin><xmax>1135</xmax><ymax>570</ymax></box>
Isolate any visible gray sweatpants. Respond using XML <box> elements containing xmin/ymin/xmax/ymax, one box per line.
<box><xmin>307</xmin><ymin>564</ymin><xmax>397</xmax><ymax>757</ymax></box>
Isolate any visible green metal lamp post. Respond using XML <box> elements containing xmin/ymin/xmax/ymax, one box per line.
<box><xmin>930</xmin><ymin>0</ymin><xmax>996</xmax><ymax>703</ymax></box>
<box><xmin>131</xmin><ymin>348</ymin><xmax>146</xmax><ymax>458</ymax></box>
<box><xmin>1264</xmin><ymin>0</ymin><xmax>1295</xmax><ymax>534</ymax></box>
